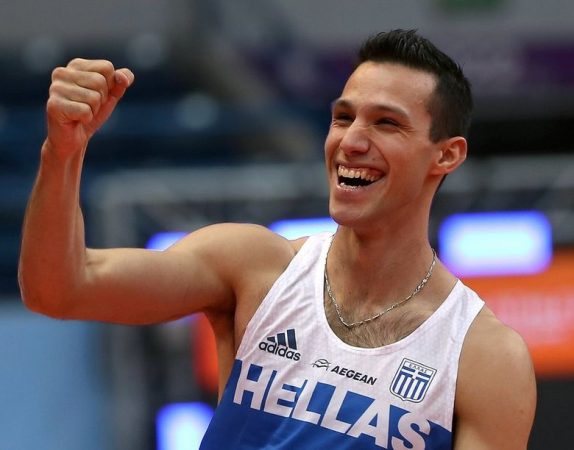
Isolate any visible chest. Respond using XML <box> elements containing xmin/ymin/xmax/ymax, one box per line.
<box><xmin>323</xmin><ymin>295</ymin><xmax>432</xmax><ymax>348</ymax></box>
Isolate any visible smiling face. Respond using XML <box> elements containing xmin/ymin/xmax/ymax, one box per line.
<box><xmin>325</xmin><ymin>61</ymin><xmax>453</xmax><ymax>232</ymax></box>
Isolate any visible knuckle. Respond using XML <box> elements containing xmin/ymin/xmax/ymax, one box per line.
<box><xmin>87</xmin><ymin>89</ymin><xmax>103</xmax><ymax>106</ymax></box>
<box><xmin>48</xmin><ymin>78</ymin><xmax>65</xmax><ymax>92</ymax></box>
<box><xmin>46</xmin><ymin>97</ymin><xmax>65</xmax><ymax>116</ymax></box>
<box><xmin>92</xmin><ymin>72</ymin><xmax>109</xmax><ymax>90</ymax></box>
<box><xmin>48</xmin><ymin>82</ymin><xmax>69</xmax><ymax>103</ymax></box>
<box><xmin>48</xmin><ymin>82</ymin><xmax>58</xmax><ymax>96</ymax></box>
<box><xmin>83</xmin><ymin>74</ymin><xmax>108</xmax><ymax>101</ymax></box>
<box><xmin>101</xmin><ymin>60</ymin><xmax>115</xmax><ymax>72</ymax></box>
<box><xmin>78</xmin><ymin>105</ymin><xmax>94</xmax><ymax>123</ymax></box>
<box><xmin>67</xmin><ymin>57</ymin><xmax>86</xmax><ymax>67</ymax></box>
<box><xmin>72</xmin><ymin>103</ymin><xmax>93</xmax><ymax>122</ymax></box>
<box><xmin>45</xmin><ymin>97</ymin><xmax>58</xmax><ymax>113</ymax></box>
<box><xmin>51</xmin><ymin>66</ymin><xmax>67</xmax><ymax>81</ymax></box>
<box><xmin>91</xmin><ymin>88</ymin><xmax>103</xmax><ymax>102</ymax></box>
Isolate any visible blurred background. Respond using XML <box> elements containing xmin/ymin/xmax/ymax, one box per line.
<box><xmin>1</xmin><ymin>0</ymin><xmax>573</xmax><ymax>449</ymax></box>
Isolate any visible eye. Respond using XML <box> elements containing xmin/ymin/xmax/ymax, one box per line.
<box><xmin>332</xmin><ymin>113</ymin><xmax>353</xmax><ymax>125</ymax></box>
<box><xmin>375</xmin><ymin>118</ymin><xmax>399</xmax><ymax>127</ymax></box>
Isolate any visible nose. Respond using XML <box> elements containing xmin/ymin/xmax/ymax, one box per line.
<box><xmin>339</xmin><ymin>122</ymin><xmax>370</xmax><ymax>155</ymax></box>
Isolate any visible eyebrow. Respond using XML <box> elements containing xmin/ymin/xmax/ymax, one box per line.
<box><xmin>331</xmin><ymin>98</ymin><xmax>410</xmax><ymax>120</ymax></box>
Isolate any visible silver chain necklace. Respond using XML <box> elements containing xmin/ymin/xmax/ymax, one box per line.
<box><xmin>324</xmin><ymin>243</ymin><xmax>437</xmax><ymax>328</ymax></box>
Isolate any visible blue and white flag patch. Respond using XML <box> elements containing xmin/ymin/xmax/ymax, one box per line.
<box><xmin>390</xmin><ymin>358</ymin><xmax>436</xmax><ymax>403</ymax></box>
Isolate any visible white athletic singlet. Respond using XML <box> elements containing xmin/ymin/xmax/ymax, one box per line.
<box><xmin>200</xmin><ymin>233</ymin><xmax>484</xmax><ymax>450</ymax></box>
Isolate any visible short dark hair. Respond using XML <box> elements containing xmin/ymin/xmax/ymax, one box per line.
<box><xmin>357</xmin><ymin>29</ymin><xmax>473</xmax><ymax>142</ymax></box>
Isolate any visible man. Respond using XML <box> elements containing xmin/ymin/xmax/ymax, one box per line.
<box><xmin>19</xmin><ymin>30</ymin><xmax>535</xmax><ymax>449</ymax></box>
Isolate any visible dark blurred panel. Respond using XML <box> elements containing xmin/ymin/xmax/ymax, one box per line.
<box><xmin>530</xmin><ymin>378</ymin><xmax>574</xmax><ymax>449</ymax></box>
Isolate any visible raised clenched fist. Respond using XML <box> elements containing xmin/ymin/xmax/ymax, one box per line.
<box><xmin>45</xmin><ymin>58</ymin><xmax>134</xmax><ymax>158</ymax></box>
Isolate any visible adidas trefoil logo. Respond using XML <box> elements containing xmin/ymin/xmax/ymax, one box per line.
<box><xmin>258</xmin><ymin>328</ymin><xmax>301</xmax><ymax>361</ymax></box>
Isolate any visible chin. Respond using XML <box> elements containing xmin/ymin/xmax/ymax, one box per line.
<box><xmin>329</xmin><ymin>205</ymin><xmax>370</xmax><ymax>229</ymax></box>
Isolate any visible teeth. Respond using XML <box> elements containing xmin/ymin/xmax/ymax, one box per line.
<box><xmin>337</xmin><ymin>165</ymin><xmax>382</xmax><ymax>182</ymax></box>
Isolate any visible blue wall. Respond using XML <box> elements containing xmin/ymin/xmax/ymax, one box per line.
<box><xmin>0</xmin><ymin>301</ymin><xmax>111</xmax><ymax>450</ymax></box>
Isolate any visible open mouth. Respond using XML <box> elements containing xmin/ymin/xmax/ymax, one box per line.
<box><xmin>337</xmin><ymin>165</ymin><xmax>383</xmax><ymax>187</ymax></box>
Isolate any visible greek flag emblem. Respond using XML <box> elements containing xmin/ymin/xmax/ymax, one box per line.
<box><xmin>390</xmin><ymin>358</ymin><xmax>437</xmax><ymax>403</ymax></box>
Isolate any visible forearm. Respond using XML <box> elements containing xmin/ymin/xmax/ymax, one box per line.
<box><xmin>18</xmin><ymin>140</ymin><xmax>88</xmax><ymax>315</ymax></box>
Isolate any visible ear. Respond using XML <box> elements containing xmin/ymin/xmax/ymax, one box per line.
<box><xmin>430</xmin><ymin>136</ymin><xmax>467</xmax><ymax>175</ymax></box>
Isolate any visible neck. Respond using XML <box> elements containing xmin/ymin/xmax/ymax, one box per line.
<box><xmin>335</xmin><ymin>203</ymin><xmax>432</xmax><ymax>264</ymax></box>
<box><xmin>327</xmin><ymin>220</ymin><xmax>435</xmax><ymax>310</ymax></box>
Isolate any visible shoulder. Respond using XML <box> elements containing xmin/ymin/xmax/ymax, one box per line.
<box><xmin>170</xmin><ymin>222</ymin><xmax>299</xmax><ymax>265</ymax></box>
<box><xmin>168</xmin><ymin>223</ymin><xmax>310</xmax><ymax>284</ymax></box>
<box><xmin>454</xmin><ymin>306</ymin><xmax>536</xmax><ymax>448</ymax></box>
<box><xmin>459</xmin><ymin>306</ymin><xmax>534</xmax><ymax>385</ymax></box>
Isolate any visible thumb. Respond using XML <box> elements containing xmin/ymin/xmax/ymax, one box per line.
<box><xmin>110</xmin><ymin>68</ymin><xmax>135</xmax><ymax>99</ymax></box>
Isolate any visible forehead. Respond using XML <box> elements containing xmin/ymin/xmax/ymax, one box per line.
<box><xmin>338</xmin><ymin>61</ymin><xmax>437</xmax><ymax>118</ymax></box>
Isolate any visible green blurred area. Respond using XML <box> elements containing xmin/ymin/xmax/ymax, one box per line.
<box><xmin>438</xmin><ymin>0</ymin><xmax>505</xmax><ymax>11</ymax></box>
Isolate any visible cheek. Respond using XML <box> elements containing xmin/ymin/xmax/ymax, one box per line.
<box><xmin>385</xmin><ymin>151</ymin><xmax>422</xmax><ymax>185</ymax></box>
<box><xmin>324</xmin><ymin>131</ymin><xmax>339</xmax><ymax>157</ymax></box>
<box><xmin>390</xmin><ymin>157</ymin><xmax>433</xmax><ymax>195</ymax></box>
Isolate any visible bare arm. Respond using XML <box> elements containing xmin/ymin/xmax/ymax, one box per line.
<box><xmin>454</xmin><ymin>309</ymin><xmax>537</xmax><ymax>449</ymax></box>
<box><xmin>19</xmin><ymin>58</ymin><xmax>133</xmax><ymax>316</ymax></box>
<box><xmin>18</xmin><ymin>58</ymin><xmax>293</xmax><ymax>324</ymax></box>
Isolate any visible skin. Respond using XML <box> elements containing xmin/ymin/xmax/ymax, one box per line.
<box><xmin>19</xmin><ymin>58</ymin><xmax>536</xmax><ymax>449</ymax></box>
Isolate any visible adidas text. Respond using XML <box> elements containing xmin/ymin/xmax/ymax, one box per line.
<box><xmin>259</xmin><ymin>341</ymin><xmax>301</xmax><ymax>361</ymax></box>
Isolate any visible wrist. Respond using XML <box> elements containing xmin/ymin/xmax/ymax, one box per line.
<box><xmin>41</xmin><ymin>138</ymin><xmax>85</xmax><ymax>165</ymax></box>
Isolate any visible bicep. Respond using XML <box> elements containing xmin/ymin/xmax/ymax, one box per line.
<box><xmin>64</xmin><ymin>223</ymin><xmax>292</xmax><ymax>325</ymax></box>
<box><xmin>74</xmin><ymin>244</ymin><xmax>231</xmax><ymax>324</ymax></box>
<box><xmin>454</xmin><ymin>319</ymin><xmax>537</xmax><ymax>450</ymax></box>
